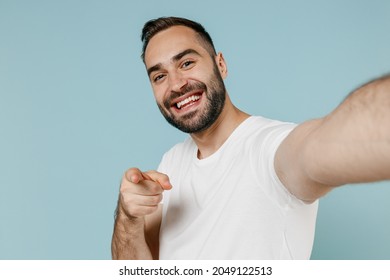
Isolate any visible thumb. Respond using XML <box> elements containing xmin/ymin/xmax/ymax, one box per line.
<box><xmin>125</xmin><ymin>168</ymin><xmax>146</xmax><ymax>184</ymax></box>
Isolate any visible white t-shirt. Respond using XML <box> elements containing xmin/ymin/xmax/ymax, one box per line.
<box><xmin>158</xmin><ymin>116</ymin><xmax>318</xmax><ymax>259</ymax></box>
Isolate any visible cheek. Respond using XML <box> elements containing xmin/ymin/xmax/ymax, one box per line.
<box><xmin>152</xmin><ymin>85</ymin><xmax>166</xmax><ymax>102</ymax></box>
<box><xmin>153</xmin><ymin>90</ymin><xmax>170</xmax><ymax>111</ymax></box>
<box><xmin>198</xmin><ymin>67</ymin><xmax>216</xmax><ymax>83</ymax></box>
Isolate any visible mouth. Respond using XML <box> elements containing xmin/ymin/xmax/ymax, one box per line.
<box><xmin>171</xmin><ymin>91</ymin><xmax>203</xmax><ymax>111</ymax></box>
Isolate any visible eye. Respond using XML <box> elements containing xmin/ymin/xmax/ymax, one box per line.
<box><xmin>153</xmin><ymin>74</ymin><xmax>165</xmax><ymax>83</ymax></box>
<box><xmin>181</xmin><ymin>60</ymin><xmax>194</xmax><ymax>69</ymax></box>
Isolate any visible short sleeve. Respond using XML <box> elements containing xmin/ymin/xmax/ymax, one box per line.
<box><xmin>250</xmin><ymin>121</ymin><xmax>306</xmax><ymax>209</ymax></box>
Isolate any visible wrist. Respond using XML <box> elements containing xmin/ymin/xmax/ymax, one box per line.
<box><xmin>115</xmin><ymin>206</ymin><xmax>145</xmax><ymax>234</ymax></box>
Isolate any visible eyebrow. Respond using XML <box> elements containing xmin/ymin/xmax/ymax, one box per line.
<box><xmin>147</xmin><ymin>48</ymin><xmax>201</xmax><ymax>77</ymax></box>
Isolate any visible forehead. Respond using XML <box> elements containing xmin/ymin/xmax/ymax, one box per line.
<box><xmin>144</xmin><ymin>26</ymin><xmax>205</xmax><ymax>68</ymax></box>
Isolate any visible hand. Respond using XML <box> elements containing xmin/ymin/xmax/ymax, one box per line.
<box><xmin>118</xmin><ymin>168</ymin><xmax>172</xmax><ymax>219</ymax></box>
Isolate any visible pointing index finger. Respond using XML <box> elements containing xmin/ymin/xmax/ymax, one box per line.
<box><xmin>144</xmin><ymin>170</ymin><xmax>172</xmax><ymax>190</ymax></box>
<box><xmin>125</xmin><ymin>168</ymin><xmax>172</xmax><ymax>190</ymax></box>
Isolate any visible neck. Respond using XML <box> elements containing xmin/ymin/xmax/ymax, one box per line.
<box><xmin>190</xmin><ymin>94</ymin><xmax>250</xmax><ymax>159</ymax></box>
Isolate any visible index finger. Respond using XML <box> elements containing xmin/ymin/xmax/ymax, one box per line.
<box><xmin>124</xmin><ymin>168</ymin><xmax>172</xmax><ymax>190</ymax></box>
<box><xmin>144</xmin><ymin>170</ymin><xmax>172</xmax><ymax>190</ymax></box>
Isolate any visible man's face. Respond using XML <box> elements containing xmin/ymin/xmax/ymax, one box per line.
<box><xmin>144</xmin><ymin>26</ymin><xmax>227</xmax><ymax>133</ymax></box>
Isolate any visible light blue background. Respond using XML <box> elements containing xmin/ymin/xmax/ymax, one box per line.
<box><xmin>1</xmin><ymin>0</ymin><xmax>390</xmax><ymax>259</ymax></box>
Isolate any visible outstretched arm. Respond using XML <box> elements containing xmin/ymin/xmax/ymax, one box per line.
<box><xmin>275</xmin><ymin>74</ymin><xmax>390</xmax><ymax>202</ymax></box>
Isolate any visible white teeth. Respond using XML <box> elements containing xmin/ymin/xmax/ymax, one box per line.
<box><xmin>176</xmin><ymin>95</ymin><xmax>200</xmax><ymax>109</ymax></box>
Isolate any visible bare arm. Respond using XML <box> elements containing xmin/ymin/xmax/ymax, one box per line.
<box><xmin>112</xmin><ymin>204</ymin><xmax>162</xmax><ymax>259</ymax></box>
<box><xmin>111</xmin><ymin>168</ymin><xmax>171</xmax><ymax>259</ymax></box>
<box><xmin>275</xmin><ymin>74</ymin><xmax>390</xmax><ymax>202</ymax></box>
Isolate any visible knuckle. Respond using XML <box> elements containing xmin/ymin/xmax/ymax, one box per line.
<box><xmin>149</xmin><ymin>183</ymin><xmax>163</xmax><ymax>194</ymax></box>
<box><xmin>149</xmin><ymin>195</ymin><xmax>161</xmax><ymax>205</ymax></box>
<box><xmin>119</xmin><ymin>192</ymin><xmax>134</xmax><ymax>207</ymax></box>
<box><xmin>119</xmin><ymin>182</ymin><xmax>131</xmax><ymax>194</ymax></box>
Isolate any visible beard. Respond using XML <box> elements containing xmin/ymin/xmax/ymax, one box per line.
<box><xmin>157</xmin><ymin>63</ymin><xmax>226</xmax><ymax>134</ymax></box>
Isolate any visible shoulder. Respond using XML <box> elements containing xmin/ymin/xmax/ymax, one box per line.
<box><xmin>157</xmin><ymin>137</ymin><xmax>195</xmax><ymax>172</ymax></box>
<box><xmin>243</xmin><ymin>116</ymin><xmax>307</xmax><ymax>208</ymax></box>
<box><xmin>243</xmin><ymin>116</ymin><xmax>297</xmax><ymax>144</ymax></box>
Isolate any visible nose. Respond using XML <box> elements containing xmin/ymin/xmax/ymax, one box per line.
<box><xmin>169</xmin><ymin>71</ymin><xmax>187</xmax><ymax>92</ymax></box>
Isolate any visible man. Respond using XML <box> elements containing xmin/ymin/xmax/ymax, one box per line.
<box><xmin>112</xmin><ymin>17</ymin><xmax>390</xmax><ymax>259</ymax></box>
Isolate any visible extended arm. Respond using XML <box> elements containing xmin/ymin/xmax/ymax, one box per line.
<box><xmin>275</xmin><ymin>74</ymin><xmax>390</xmax><ymax>202</ymax></box>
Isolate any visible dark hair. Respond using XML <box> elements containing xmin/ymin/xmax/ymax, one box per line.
<box><xmin>141</xmin><ymin>17</ymin><xmax>216</xmax><ymax>62</ymax></box>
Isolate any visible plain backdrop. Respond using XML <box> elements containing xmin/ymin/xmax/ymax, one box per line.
<box><xmin>1</xmin><ymin>0</ymin><xmax>390</xmax><ymax>259</ymax></box>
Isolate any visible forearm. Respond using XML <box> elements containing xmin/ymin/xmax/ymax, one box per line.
<box><xmin>111</xmin><ymin>210</ymin><xmax>153</xmax><ymax>260</ymax></box>
<box><xmin>303</xmin><ymin>75</ymin><xmax>390</xmax><ymax>187</ymax></box>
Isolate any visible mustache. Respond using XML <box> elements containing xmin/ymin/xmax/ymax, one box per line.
<box><xmin>163</xmin><ymin>82</ymin><xmax>207</xmax><ymax>109</ymax></box>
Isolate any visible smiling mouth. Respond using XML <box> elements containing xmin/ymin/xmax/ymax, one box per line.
<box><xmin>172</xmin><ymin>92</ymin><xmax>202</xmax><ymax>110</ymax></box>
<box><xmin>176</xmin><ymin>94</ymin><xmax>201</xmax><ymax>109</ymax></box>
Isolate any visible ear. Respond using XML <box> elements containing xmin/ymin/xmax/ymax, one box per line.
<box><xmin>215</xmin><ymin>52</ymin><xmax>228</xmax><ymax>79</ymax></box>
